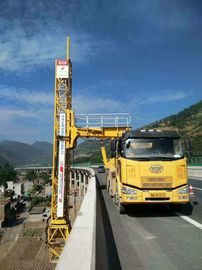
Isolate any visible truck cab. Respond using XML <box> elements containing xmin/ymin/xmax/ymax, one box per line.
<box><xmin>103</xmin><ymin>129</ymin><xmax>191</xmax><ymax>214</ymax></box>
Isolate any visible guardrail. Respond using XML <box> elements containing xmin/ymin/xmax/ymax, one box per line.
<box><xmin>189</xmin><ymin>155</ymin><xmax>202</xmax><ymax>165</ymax></box>
<box><xmin>188</xmin><ymin>166</ymin><xmax>202</xmax><ymax>179</ymax></box>
<box><xmin>56</xmin><ymin>167</ymin><xmax>96</xmax><ymax>270</ymax></box>
<box><xmin>70</xmin><ymin>168</ymin><xmax>93</xmax><ymax>196</ymax></box>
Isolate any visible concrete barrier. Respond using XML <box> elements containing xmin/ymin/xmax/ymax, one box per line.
<box><xmin>56</xmin><ymin>168</ymin><xmax>96</xmax><ymax>270</ymax></box>
<box><xmin>188</xmin><ymin>166</ymin><xmax>202</xmax><ymax>179</ymax></box>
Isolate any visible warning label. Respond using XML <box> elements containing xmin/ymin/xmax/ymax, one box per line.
<box><xmin>56</xmin><ymin>59</ymin><xmax>69</xmax><ymax>78</ymax></box>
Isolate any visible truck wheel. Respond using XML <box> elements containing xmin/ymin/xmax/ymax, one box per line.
<box><xmin>119</xmin><ymin>203</ymin><xmax>126</xmax><ymax>214</ymax></box>
<box><xmin>170</xmin><ymin>204</ymin><xmax>182</xmax><ymax>212</ymax></box>
<box><xmin>172</xmin><ymin>202</ymin><xmax>193</xmax><ymax>215</ymax></box>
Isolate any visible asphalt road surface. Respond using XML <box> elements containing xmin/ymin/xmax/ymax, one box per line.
<box><xmin>96</xmin><ymin>172</ymin><xmax>202</xmax><ymax>270</ymax></box>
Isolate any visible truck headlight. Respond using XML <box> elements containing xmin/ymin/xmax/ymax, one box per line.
<box><xmin>178</xmin><ymin>186</ymin><xmax>189</xmax><ymax>194</ymax></box>
<box><xmin>122</xmin><ymin>186</ymin><xmax>137</xmax><ymax>195</ymax></box>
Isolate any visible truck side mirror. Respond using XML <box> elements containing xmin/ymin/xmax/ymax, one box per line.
<box><xmin>126</xmin><ymin>140</ymin><xmax>131</xmax><ymax>149</ymax></box>
<box><xmin>183</xmin><ymin>139</ymin><xmax>193</xmax><ymax>158</ymax></box>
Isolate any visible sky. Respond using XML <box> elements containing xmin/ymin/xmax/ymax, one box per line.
<box><xmin>0</xmin><ymin>0</ymin><xmax>202</xmax><ymax>143</ymax></box>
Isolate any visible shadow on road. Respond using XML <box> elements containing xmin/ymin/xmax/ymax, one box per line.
<box><xmin>126</xmin><ymin>202</ymin><xmax>193</xmax><ymax>218</ymax></box>
<box><xmin>8</xmin><ymin>217</ymin><xmax>26</xmax><ymax>227</ymax></box>
<box><xmin>96</xmin><ymin>178</ymin><xmax>122</xmax><ymax>270</ymax></box>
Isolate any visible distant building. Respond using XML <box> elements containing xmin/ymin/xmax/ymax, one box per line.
<box><xmin>0</xmin><ymin>186</ymin><xmax>5</xmax><ymax>196</ymax></box>
<box><xmin>7</xmin><ymin>181</ymin><xmax>14</xmax><ymax>190</ymax></box>
<box><xmin>23</xmin><ymin>181</ymin><xmax>33</xmax><ymax>192</ymax></box>
<box><xmin>0</xmin><ymin>197</ymin><xmax>15</xmax><ymax>228</ymax></box>
<box><xmin>45</xmin><ymin>185</ymin><xmax>52</xmax><ymax>197</ymax></box>
<box><xmin>13</xmin><ymin>183</ymin><xmax>24</xmax><ymax>196</ymax></box>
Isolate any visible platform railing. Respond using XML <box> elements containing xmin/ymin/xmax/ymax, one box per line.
<box><xmin>75</xmin><ymin>113</ymin><xmax>131</xmax><ymax>128</ymax></box>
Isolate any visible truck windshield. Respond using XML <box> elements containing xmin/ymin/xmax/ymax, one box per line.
<box><xmin>123</xmin><ymin>138</ymin><xmax>183</xmax><ymax>160</ymax></box>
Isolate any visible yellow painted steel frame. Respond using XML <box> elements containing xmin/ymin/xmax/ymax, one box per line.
<box><xmin>48</xmin><ymin>38</ymin><xmax>72</xmax><ymax>261</ymax></box>
<box><xmin>48</xmin><ymin>37</ymin><xmax>130</xmax><ymax>261</ymax></box>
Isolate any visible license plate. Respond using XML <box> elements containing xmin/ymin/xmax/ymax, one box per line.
<box><xmin>150</xmin><ymin>193</ymin><xmax>166</xmax><ymax>198</ymax></box>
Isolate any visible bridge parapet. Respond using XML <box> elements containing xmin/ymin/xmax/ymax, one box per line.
<box><xmin>70</xmin><ymin>168</ymin><xmax>92</xmax><ymax>196</ymax></box>
<box><xmin>56</xmin><ymin>167</ymin><xmax>96</xmax><ymax>270</ymax></box>
<box><xmin>188</xmin><ymin>166</ymin><xmax>202</xmax><ymax>179</ymax></box>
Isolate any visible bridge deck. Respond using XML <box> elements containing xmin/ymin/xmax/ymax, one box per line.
<box><xmin>96</xmin><ymin>171</ymin><xmax>202</xmax><ymax>270</ymax></box>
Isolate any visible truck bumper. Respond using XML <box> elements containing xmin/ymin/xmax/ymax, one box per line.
<box><xmin>120</xmin><ymin>185</ymin><xmax>190</xmax><ymax>204</ymax></box>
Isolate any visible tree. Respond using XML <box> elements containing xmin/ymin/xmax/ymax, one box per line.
<box><xmin>40</xmin><ymin>173</ymin><xmax>51</xmax><ymax>184</ymax></box>
<box><xmin>26</xmin><ymin>171</ymin><xmax>37</xmax><ymax>181</ymax></box>
<box><xmin>0</xmin><ymin>163</ymin><xmax>17</xmax><ymax>187</ymax></box>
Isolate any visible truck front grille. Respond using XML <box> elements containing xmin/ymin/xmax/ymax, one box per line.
<box><xmin>141</xmin><ymin>177</ymin><xmax>172</xmax><ymax>182</ymax></box>
<box><xmin>142</xmin><ymin>183</ymin><xmax>172</xmax><ymax>188</ymax></box>
<box><xmin>141</xmin><ymin>177</ymin><xmax>172</xmax><ymax>188</ymax></box>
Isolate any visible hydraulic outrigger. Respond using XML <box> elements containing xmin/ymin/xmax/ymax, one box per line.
<box><xmin>48</xmin><ymin>37</ymin><xmax>131</xmax><ymax>260</ymax></box>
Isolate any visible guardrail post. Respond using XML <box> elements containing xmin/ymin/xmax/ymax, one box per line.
<box><xmin>78</xmin><ymin>172</ymin><xmax>82</xmax><ymax>196</ymax></box>
<box><xmin>83</xmin><ymin>174</ymin><xmax>87</xmax><ymax>195</ymax></box>
<box><xmin>74</xmin><ymin>171</ymin><xmax>77</xmax><ymax>192</ymax></box>
<box><xmin>70</xmin><ymin>171</ymin><xmax>72</xmax><ymax>191</ymax></box>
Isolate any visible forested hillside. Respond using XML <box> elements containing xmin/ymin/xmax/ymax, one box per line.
<box><xmin>72</xmin><ymin>100</ymin><xmax>202</xmax><ymax>162</ymax></box>
<box><xmin>0</xmin><ymin>141</ymin><xmax>52</xmax><ymax>167</ymax></box>
<box><xmin>144</xmin><ymin>100</ymin><xmax>202</xmax><ymax>154</ymax></box>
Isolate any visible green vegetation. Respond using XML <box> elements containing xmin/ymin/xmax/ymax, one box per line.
<box><xmin>0</xmin><ymin>101</ymin><xmax>201</xmax><ymax>165</ymax></box>
<box><xmin>0</xmin><ymin>163</ymin><xmax>17</xmax><ymax>186</ymax></box>
<box><xmin>31</xmin><ymin>196</ymin><xmax>51</xmax><ymax>208</ymax></box>
<box><xmin>39</xmin><ymin>173</ymin><xmax>51</xmax><ymax>184</ymax></box>
<box><xmin>144</xmin><ymin>100</ymin><xmax>202</xmax><ymax>155</ymax></box>
<box><xmin>25</xmin><ymin>171</ymin><xmax>50</xmax><ymax>185</ymax></box>
<box><xmin>31</xmin><ymin>184</ymin><xmax>42</xmax><ymax>194</ymax></box>
<box><xmin>4</xmin><ymin>189</ymin><xmax>14</xmax><ymax>197</ymax></box>
<box><xmin>26</xmin><ymin>171</ymin><xmax>37</xmax><ymax>181</ymax></box>
<box><xmin>71</xmin><ymin>139</ymin><xmax>110</xmax><ymax>164</ymax></box>
<box><xmin>0</xmin><ymin>140</ymin><xmax>52</xmax><ymax>167</ymax></box>
<box><xmin>72</xmin><ymin>100</ymin><xmax>202</xmax><ymax>163</ymax></box>
<box><xmin>72</xmin><ymin>151</ymin><xmax>103</xmax><ymax>164</ymax></box>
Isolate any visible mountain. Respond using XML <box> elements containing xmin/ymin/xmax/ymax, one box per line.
<box><xmin>72</xmin><ymin>100</ymin><xmax>202</xmax><ymax>162</ymax></box>
<box><xmin>143</xmin><ymin>100</ymin><xmax>202</xmax><ymax>155</ymax></box>
<box><xmin>0</xmin><ymin>153</ymin><xmax>9</xmax><ymax>165</ymax></box>
<box><xmin>0</xmin><ymin>141</ymin><xmax>52</xmax><ymax>167</ymax></box>
<box><xmin>71</xmin><ymin>139</ymin><xmax>109</xmax><ymax>164</ymax></box>
<box><xmin>32</xmin><ymin>141</ymin><xmax>53</xmax><ymax>157</ymax></box>
<box><xmin>0</xmin><ymin>100</ymin><xmax>201</xmax><ymax>167</ymax></box>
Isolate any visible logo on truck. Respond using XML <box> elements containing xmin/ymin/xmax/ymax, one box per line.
<box><xmin>149</xmin><ymin>164</ymin><xmax>164</xmax><ymax>173</ymax></box>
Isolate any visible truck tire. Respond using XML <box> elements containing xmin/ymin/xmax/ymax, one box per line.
<box><xmin>119</xmin><ymin>203</ymin><xmax>126</xmax><ymax>214</ymax></box>
<box><xmin>171</xmin><ymin>202</ymin><xmax>193</xmax><ymax>215</ymax></box>
<box><xmin>170</xmin><ymin>204</ymin><xmax>183</xmax><ymax>212</ymax></box>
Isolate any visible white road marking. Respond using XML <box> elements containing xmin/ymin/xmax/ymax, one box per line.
<box><xmin>193</xmin><ymin>187</ymin><xmax>202</xmax><ymax>191</ymax></box>
<box><xmin>145</xmin><ymin>235</ymin><xmax>157</xmax><ymax>240</ymax></box>
<box><xmin>176</xmin><ymin>213</ymin><xmax>202</xmax><ymax>230</ymax></box>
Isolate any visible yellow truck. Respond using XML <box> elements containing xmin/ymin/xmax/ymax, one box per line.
<box><xmin>101</xmin><ymin>129</ymin><xmax>191</xmax><ymax>214</ymax></box>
